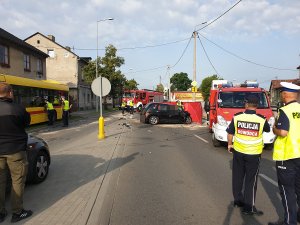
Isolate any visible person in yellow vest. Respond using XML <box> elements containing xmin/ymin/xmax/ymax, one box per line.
<box><xmin>129</xmin><ymin>100</ymin><xmax>134</xmax><ymax>114</ymax></box>
<box><xmin>121</xmin><ymin>101</ymin><xmax>126</xmax><ymax>115</ymax></box>
<box><xmin>268</xmin><ymin>82</ymin><xmax>300</xmax><ymax>225</ymax></box>
<box><xmin>44</xmin><ymin>97</ymin><xmax>54</xmax><ymax>125</ymax></box>
<box><xmin>53</xmin><ymin>96</ymin><xmax>60</xmax><ymax>106</ymax></box>
<box><xmin>226</xmin><ymin>95</ymin><xmax>270</xmax><ymax>216</ymax></box>
<box><xmin>176</xmin><ymin>99</ymin><xmax>184</xmax><ymax>111</ymax></box>
<box><xmin>61</xmin><ymin>96</ymin><xmax>72</xmax><ymax>127</ymax></box>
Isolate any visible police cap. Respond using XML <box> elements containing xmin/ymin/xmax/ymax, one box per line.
<box><xmin>245</xmin><ymin>95</ymin><xmax>259</xmax><ymax>105</ymax></box>
<box><xmin>280</xmin><ymin>82</ymin><xmax>300</xmax><ymax>93</ymax></box>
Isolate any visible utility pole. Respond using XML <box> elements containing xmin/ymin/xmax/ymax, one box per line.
<box><xmin>193</xmin><ymin>30</ymin><xmax>197</xmax><ymax>101</ymax></box>
<box><xmin>167</xmin><ymin>65</ymin><xmax>171</xmax><ymax>101</ymax></box>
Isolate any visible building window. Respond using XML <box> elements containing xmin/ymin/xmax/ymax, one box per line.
<box><xmin>37</xmin><ymin>40</ymin><xmax>40</xmax><ymax>44</ymax></box>
<box><xmin>0</xmin><ymin>44</ymin><xmax>9</xmax><ymax>66</ymax></box>
<box><xmin>37</xmin><ymin>59</ymin><xmax>43</xmax><ymax>77</ymax></box>
<box><xmin>47</xmin><ymin>49</ymin><xmax>55</xmax><ymax>58</ymax></box>
<box><xmin>24</xmin><ymin>54</ymin><xmax>31</xmax><ymax>71</ymax></box>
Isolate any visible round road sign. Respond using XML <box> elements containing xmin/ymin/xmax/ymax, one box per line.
<box><xmin>91</xmin><ymin>77</ymin><xmax>111</xmax><ymax>97</ymax></box>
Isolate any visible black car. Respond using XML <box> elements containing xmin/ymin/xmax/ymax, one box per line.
<box><xmin>26</xmin><ymin>135</ymin><xmax>51</xmax><ymax>183</ymax></box>
<box><xmin>140</xmin><ymin>102</ymin><xmax>192</xmax><ymax>125</ymax></box>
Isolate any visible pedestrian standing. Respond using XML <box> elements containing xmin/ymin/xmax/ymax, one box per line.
<box><xmin>268</xmin><ymin>82</ymin><xmax>300</xmax><ymax>225</ymax></box>
<box><xmin>121</xmin><ymin>101</ymin><xmax>126</xmax><ymax>115</ymax></box>
<box><xmin>226</xmin><ymin>95</ymin><xmax>270</xmax><ymax>216</ymax></box>
<box><xmin>44</xmin><ymin>98</ymin><xmax>54</xmax><ymax>125</ymax></box>
<box><xmin>0</xmin><ymin>82</ymin><xmax>33</xmax><ymax>223</ymax></box>
<box><xmin>61</xmin><ymin>96</ymin><xmax>71</xmax><ymax>127</ymax></box>
<box><xmin>129</xmin><ymin>99</ymin><xmax>134</xmax><ymax>114</ymax></box>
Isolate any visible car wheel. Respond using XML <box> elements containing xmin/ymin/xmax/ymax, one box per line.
<box><xmin>31</xmin><ymin>150</ymin><xmax>50</xmax><ymax>183</ymax></box>
<box><xmin>185</xmin><ymin>116</ymin><xmax>192</xmax><ymax>124</ymax></box>
<box><xmin>212</xmin><ymin>133</ymin><xmax>221</xmax><ymax>147</ymax></box>
<box><xmin>149</xmin><ymin>116</ymin><xmax>159</xmax><ymax>125</ymax></box>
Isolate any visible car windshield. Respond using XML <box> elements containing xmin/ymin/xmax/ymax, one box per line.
<box><xmin>218</xmin><ymin>92</ymin><xmax>269</xmax><ymax>109</ymax></box>
<box><xmin>123</xmin><ymin>92</ymin><xmax>135</xmax><ymax>98</ymax></box>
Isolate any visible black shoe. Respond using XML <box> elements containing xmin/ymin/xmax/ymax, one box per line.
<box><xmin>268</xmin><ymin>221</ymin><xmax>287</xmax><ymax>225</ymax></box>
<box><xmin>11</xmin><ymin>209</ymin><xmax>33</xmax><ymax>223</ymax></box>
<box><xmin>233</xmin><ymin>201</ymin><xmax>244</xmax><ymax>208</ymax></box>
<box><xmin>0</xmin><ymin>209</ymin><xmax>7</xmax><ymax>223</ymax></box>
<box><xmin>242</xmin><ymin>207</ymin><xmax>263</xmax><ymax>216</ymax></box>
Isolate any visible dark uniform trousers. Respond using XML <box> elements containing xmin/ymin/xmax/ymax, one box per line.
<box><xmin>0</xmin><ymin>151</ymin><xmax>28</xmax><ymax>214</ymax></box>
<box><xmin>232</xmin><ymin>150</ymin><xmax>261</xmax><ymax>211</ymax></box>
<box><xmin>47</xmin><ymin>109</ymin><xmax>54</xmax><ymax>125</ymax></box>
<box><xmin>276</xmin><ymin>158</ymin><xmax>300</xmax><ymax>225</ymax></box>
<box><xmin>62</xmin><ymin>110</ymin><xmax>69</xmax><ymax>126</ymax></box>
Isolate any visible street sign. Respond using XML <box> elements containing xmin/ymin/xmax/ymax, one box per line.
<box><xmin>91</xmin><ymin>77</ymin><xmax>111</xmax><ymax>97</ymax></box>
<box><xmin>191</xmin><ymin>80</ymin><xmax>198</xmax><ymax>87</ymax></box>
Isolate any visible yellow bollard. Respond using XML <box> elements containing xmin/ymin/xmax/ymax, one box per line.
<box><xmin>98</xmin><ymin>116</ymin><xmax>105</xmax><ymax>139</ymax></box>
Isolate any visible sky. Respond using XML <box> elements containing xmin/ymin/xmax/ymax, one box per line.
<box><xmin>1</xmin><ymin>0</ymin><xmax>300</xmax><ymax>90</ymax></box>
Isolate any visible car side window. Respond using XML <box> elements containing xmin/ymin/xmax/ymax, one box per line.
<box><xmin>158</xmin><ymin>104</ymin><xmax>168</xmax><ymax>112</ymax></box>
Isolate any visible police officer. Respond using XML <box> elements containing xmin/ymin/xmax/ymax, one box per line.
<box><xmin>129</xmin><ymin>100</ymin><xmax>134</xmax><ymax>114</ymax></box>
<box><xmin>226</xmin><ymin>95</ymin><xmax>270</xmax><ymax>215</ymax></box>
<box><xmin>121</xmin><ymin>101</ymin><xmax>126</xmax><ymax>115</ymax></box>
<box><xmin>44</xmin><ymin>97</ymin><xmax>54</xmax><ymax>125</ymax></box>
<box><xmin>61</xmin><ymin>96</ymin><xmax>71</xmax><ymax>127</ymax></box>
<box><xmin>268</xmin><ymin>82</ymin><xmax>300</xmax><ymax>225</ymax></box>
<box><xmin>176</xmin><ymin>99</ymin><xmax>184</xmax><ymax>111</ymax></box>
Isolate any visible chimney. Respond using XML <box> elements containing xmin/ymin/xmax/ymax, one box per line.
<box><xmin>65</xmin><ymin>46</ymin><xmax>71</xmax><ymax>51</ymax></box>
<box><xmin>47</xmin><ymin>35</ymin><xmax>55</xmax><ymax>42</ymax></box>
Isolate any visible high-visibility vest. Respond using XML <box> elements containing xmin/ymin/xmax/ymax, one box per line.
<box><xmin>129</xmin><ymin>100</ymin><xmax>134</xmax><ymax>107</ymax></box>
<box><xmin>273</xmin><ymin>102</ymin><xmax>300</xmax><ymax>160</ymax></box>
<box><xmin>121</xmin><ymin>102</ymin><xmax>126</xmax><ymax>107</ymax></box>
<box><xmin>233</xmin><ymin>112</ymin><xmax>266</xmax><ymax>154</ymax></box>
<box><xmin>46</xmin><ymin>102</ymin><xmax>54</xmax><ymax>110</ymax></box>
<box><xmin>63</xmin><ymin>100</ymin><xmax>70</xmax><ymax>111</ymax></box>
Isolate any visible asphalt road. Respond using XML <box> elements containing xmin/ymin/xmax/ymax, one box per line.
<box><xmin>2</xmin><ymin>111</ymin><xmax>285</xmax><ymax>225</ymax></box>
<box><xmin>98</xmin><ymin>113</ymin><xmax>284</xmax><ymax>225</ymax></box>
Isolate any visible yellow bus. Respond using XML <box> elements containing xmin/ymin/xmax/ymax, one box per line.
<box><xmin>0</xmin><ymin>74</ymin><xmax>69</xmax><ymax>125</ymax></box>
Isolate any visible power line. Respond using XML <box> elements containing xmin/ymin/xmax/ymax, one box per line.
<box><xmin>198</xmin><ymin>33</ymin><xmax>297</xmax><ymax>71</ymax></box>
<box><xmin>197</xmin><ymin>34</ymin><xmax>221</xmax><ymax>77</ymax></box>
<box><xmin>196</xmin><ymin>0</ymin><xmax>243</xmax><ymax>32</ymax></box>
<box><xmin>170</xmin><ymin>34</ymin><xmax>193</xmax><ymax>68</ymax></box>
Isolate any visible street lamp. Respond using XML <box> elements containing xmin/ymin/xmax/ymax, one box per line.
<box><xmin>96</xmin><ymin>17</ymin><xmax>114</xmax><ymax>139</ymax></box>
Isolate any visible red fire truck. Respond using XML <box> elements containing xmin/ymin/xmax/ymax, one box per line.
<box><xmin>205</xmin><ymin>80</ymin><xmax>276</xmax><ymax>148</ymax></box>
<box><xmin>122</xmin><ymin>89</ymin><xmax>164</xmax><ymax>111</ymax></box>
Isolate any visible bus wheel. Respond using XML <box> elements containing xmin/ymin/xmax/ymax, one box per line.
<box><xmin>212</xmin><ymin>133</ymin><xmax>221</xmax><ymax>147</ymax></box>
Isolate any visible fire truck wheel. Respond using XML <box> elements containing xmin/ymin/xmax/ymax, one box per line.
<box><xmin>149</xmin><ymin>116</ymin><xmax>159</xmax><ymax>125</ymax></box>
<box><xmin>137</xmin><ymin>105</ymin><xmax>142</xmax><ymax>112</ymax></box>
<box><xmin>212</xmin><ymin>133</ymin><xmax>221</xmax><ymax>147</ymax></box>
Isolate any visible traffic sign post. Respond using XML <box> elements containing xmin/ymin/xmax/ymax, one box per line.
<box><xmin>91</xmin><ymin>77</ymin><xmax>111</xmax><ymax>139</ymax></box>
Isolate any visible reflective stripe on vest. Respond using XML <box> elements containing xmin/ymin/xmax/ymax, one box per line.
<box><xmin>47</xmin><ymin>102</ymin><xmax>54</xmax><ymax>110</ymax></box>
<box><xmin>63</xmin><ymin>100</ymin><xmax>70</xmax><ymax>111</ymax></box>
<box><xmin>233</xmin><ymin>113</ymin><xmax>265</xmax><ymax>154</ymax></box>
<box><xmin>273</xmin><ymin>102</ymin><xmax>300</xmax><ymax>160</ymax></box>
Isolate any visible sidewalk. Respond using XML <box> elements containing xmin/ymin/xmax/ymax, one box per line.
<box><xmin>3</xmin><ymin>111</ymin><xmax>131</xmax><ymax>225</ymax></box>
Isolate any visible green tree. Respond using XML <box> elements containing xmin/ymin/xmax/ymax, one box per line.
<box><xmin>82</xmin><ymin>44</ymin><xmax>125</xmax><ymax>108</ymax></box>
<box><xmin>124</xmin><ymin>79</ymin><xmax>139</xmax><ymax>90</ymax></box>
<box><xmin>170</xmin><ymin>72</ymin><xmax>192</xmax><ymax>91</ymax></box>
<box><xmin>200</xmin><ymin>75</ymin><xmax>222</xmax><ymax>101</ymax></box>
<box><xmin>156</xmin><ymin>83</ymin><xmax>164</xmax><ymax>92</ymax></box>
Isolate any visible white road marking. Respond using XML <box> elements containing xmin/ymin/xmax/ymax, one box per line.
<box><xmin>147</xmin><ymin>130</ymin><xmax>152</xmax><ymax>133</ymax></box>
<box><xmin>259</xmin><ymin>173</ymin><xmax>278</xmax><ymax>187</ymax></box>
<box><xmin>194</xmin><ymin>134</ymin><xmax>209</xmax><ymax>143</ymax></box>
